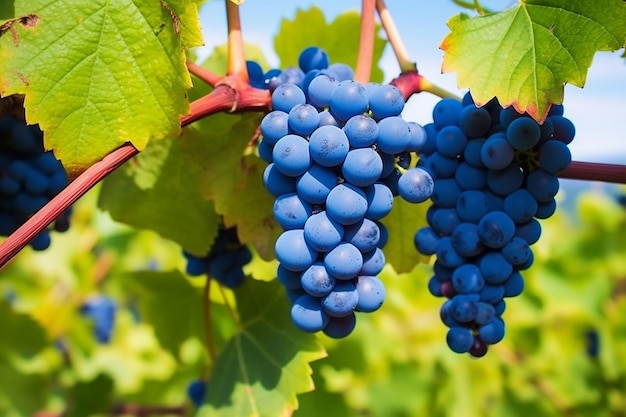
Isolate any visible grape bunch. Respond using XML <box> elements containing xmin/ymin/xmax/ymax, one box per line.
<box><xmin>260</xmin><ymin>47</ymin><xmax>433</xmax><ymax>338</ymax></box>
<box><xmin>80</xmin><ymin>295</ymin><xmax>117</xmax><ymax>344</ymax></box>
<box><xmin>0</xmin><ymin>114</ymin><xmax>71</xmax><ymax>250</ymax></box>
<box><xmin>187</xmin><ymin>379</ymin><xmax>208</xmax><ymax>408</ymax></box>
<box><xmin>183</xmin><ymin>226</ymin><xmax>252</xmax><ymax>289</ymax></box>
<box><xmin>414</xmin><ymin>93</ymin><xmax>575</xmax><ymax>356</ymax></box>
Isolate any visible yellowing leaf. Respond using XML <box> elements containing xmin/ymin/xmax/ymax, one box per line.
<box><xmin>441</xmin><ymin>0</ymin><xmax>626</xmax><ymax>122</ymax></box>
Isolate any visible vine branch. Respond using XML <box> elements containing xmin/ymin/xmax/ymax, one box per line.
<box><xmin>36</xmin><ymin>404</ymin><xmax>187</xmax><ymax>417</ymax></box>
<box><xmin>354</xmin><ymin>0</ymin><xmax>376</xmax><ymax>84</ymax></box>
<box><xmin>375</xmin><ymin>0</ymin><xmax>416</xmax><ymax>73</ymax></box>
<box><xmin>225</xmin><ymin>0</ymin><xmax>247</xmax><ymax>79</ymax></box>
<box><xmin>187</xmin><ymin>60</ymin><xmax>223</xmax><ymax>87</ymax></box>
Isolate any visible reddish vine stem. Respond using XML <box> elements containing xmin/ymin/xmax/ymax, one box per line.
<box><xmin>225</xmin><ymin>0</ymin><xmax>248</xmax><ymax>80</ymax></box>
<box><xmin>354</xmin><ymin>0</ymin><xmax>376</xmax><ymax>84</ymax></box>
<box><xmin>187</xmin><ymin>60</ymin><xmax>223</xmax><ymax>86</ymax></box>
<box><xmin>560</xmin><ymin>161</ymin><xmax>626</xmax><ymax>184</ymax></box>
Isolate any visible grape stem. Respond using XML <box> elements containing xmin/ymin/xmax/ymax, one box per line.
<box><xmin>203</xmin><ymin>276</ymin><xmax>218</xmax><ymax>364</ymax></box>
<box><xmin>390</xmin><ymin>70</ymin><xmax>461</xmax><ymax>101</ymax></box>
<box><xmin>375</xmin><ymin>0</ymin><xmax>416</xmax><ymax>73</ymax></box>
<box><xmin>225</xmin><ymin>0</ymin><xmax>248</xmax><ymax>80</ymax></box>
<box><xmin>187</xmin><ymin>60</ymin><xmax>222</xmax><ymax>86</ymax></box>
<box><xmin>354</xmin><ymin>0</ymin><xmax>376</xmax><ymax>84</ymax></box>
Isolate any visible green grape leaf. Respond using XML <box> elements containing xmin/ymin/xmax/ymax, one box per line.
<box><xmin>122</xmin><ymin>271</ymin><xmax>205</xmax><ymax>355</ymax></box>
<box><xmin>65</xmin><ymin>374</ymin><xmax>115</xmax><ymax>417</ymax></box>
<box><xmin>0</xmin><ymin>300</ymin><xmax>48</xmax><ymax>358</ymax></box>
<box><xmin>440</xmin><ymin>0</ymin><xmax>626</xmax><ymax>122</ymax></box>
<box><xmin>0</xmin><ymin>0</ymin><xmax>203</xmax><ymax>175</ymax></box>
<box><xmin>274</xmin><ymin>6</ymin><xmax>387</xmax><ymax>82</ymax></box>
<box><xmin>98</xmin><ymin>129</ymin><xmax>220</xmax><ymax>256</ymax></box>
<box><xmin>381</xmin><ymin>198</ymin><xmax>430</xmax><ymax>274</ymax></box>
<box><xmin>199</xmin><ymin>279</ymin><xmax>326</xmax><ymax>417</ymax></box>
<box><xmin>0</xmin><ymin>358</ymin><xmax>47</xmax><ymax>417</ymax></box>
<box><xmin>193</xmin><ymin>113</ymin><xmax>281</xmax><ymax>261</ymax></box>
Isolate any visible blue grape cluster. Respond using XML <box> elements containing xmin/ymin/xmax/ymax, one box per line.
<box><xmin>260</xmin><ymin>47</ymin><xmax>433</xmax><ymax>338</ymax></box>
<box><xmin>80</xmin><ymin>295</ymin><xmax>116</xmax><ymax>344</ymax></box>
<box><xmin>183</xmin><ymin>227</ymin><xmax>252</xmax><ymax>289</ymax></box>
<box><xmin>415</xmin><ymin>93</ymin><xmax>575</xmax><ymax>356</ymax></box>
<box><xmin>0</xmin><ymin>114</ymin><xmax>71</xmax><ymax>250</ymax></box>
<box><xmin>187</xmin><ymin>379</ymin><xmax>208</xmax><ymax>408</ymax></box>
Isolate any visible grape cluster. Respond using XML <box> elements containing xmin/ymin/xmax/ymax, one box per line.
<box><xmin>415</xmin><ymin>93</ymin><xmax>575</xmax><ymax>356</ymax></box>
<box><xmin>261</xmin><ymin>47</ymin><xmax>433</xmax><ymax>338</ymax></box>
<box><xmin>187</xmin><ymin>379</ymin><xmax>208</xmax><ymax>408</ymax></box>
<box><xmin>80</xmin><ymin>295</ymin><xmax>117</xmax><ymax>344</ymax></box>
<box><xmin>0</xmin><ymin>114</ymin><xmax>71</xmax><ymax>250</ymax></box>
<box><xmin>183</xmin><ymin>227</ymin><xmax>252</xmax><ymax>289</ymax></box>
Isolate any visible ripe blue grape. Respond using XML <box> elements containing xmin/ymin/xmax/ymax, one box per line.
<box><xmin>329</xmin><ymin>80</ymin><xmax>369</xmax><ymax>121</ymax></box>
<box><xmin>308</xmin><ymin>125</ymin><xmax>350</xmax><ymax>167</ymax></box>
<box><xmin>272</xmin><ymin>134</ymin><xmax>311</xmax><ymax>176</ymax></box>
<box><xmin>355</xmin><ymin>275</ymin><xmax>385</xmax><ymax>312</ymax></box>
<box><xmin>291</xmin><ymin>294</ymin><xmax>329</xmax><ymax>332</ymax></box>
<box><xmin>298</xmin><ymin>46</ymin><xmax>330</xmax><ymax>73</ymax></box>
<box><xmin>397</xmin><ymin>167</ymin><xmax>434</xmax><ymax>203</ymax></box>
<box><xmin>322</xmin><ymin>280</ymin><xmax>359</xmax><ymax>317</ymax></box>
<box><xmin>288</xmin><ymin>103</ymin><xmax>320</xmax><ymax>136</ymax></box>
<box><xmin>341</xmin><ymin>148</ymin><xmax>383</xmax><ymax>187</ymax></box>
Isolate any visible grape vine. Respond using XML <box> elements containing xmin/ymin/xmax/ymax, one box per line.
<box><xmin>0</xmin><ymin>1</ymin><xmax>625</xmax><ymax>416</ymax></box>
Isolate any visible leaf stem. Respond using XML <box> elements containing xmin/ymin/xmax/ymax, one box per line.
<box><xmin>375</xmin><ymin>0</ymin><xmax>416</xmax><ymax>73</ymax></box>
<box><xmin>225</xmin><ymin>0</ymin><xmax>247</xmax><ymax>80</ymax></box>
<box><xmin>202</xmin><ymin>276</ymin><xmax>217</xmax><ymax>363</ymax></box>
<box><xmin>354</xmin><ymin>0</ymin><xmax>376</xmax><ymax>83</ymax></box>
<box><xmin>186</xmin><ymin>60</ymin><xmax>223</xmax><ymax>87</ymax></box>
<box><xmin>219</xmin><ymin>284</ymin><xmax>241</xmax><ymax>330</ymax></box>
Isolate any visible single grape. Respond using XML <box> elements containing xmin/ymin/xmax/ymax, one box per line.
<box><xmin>272</xmin><ymin>84</ymin><xmax>306</xmax><ymax>113</ymax></box>
<box><xmin>291</xmin><ymin>294</ymin><xmax>329</xmax><ymax>332</ymax></box>
<box><xmin>275</xmin><ymin>229</ymin><xmax>318</xmax><ymax>272</ymax></box>
<box><xmin>355</xmin><ymin>275</ymin><xmax>385</xmax><ymax>312</ymax></box>
<box><xmin>322</xmin><ymin>280</ymin><xmax>359</xmax><ymax>317</ymax></box>
<box><xmin>397</xmin><ymin>167</ymin><xmax>434</xmax><ymax>203</ymax></box>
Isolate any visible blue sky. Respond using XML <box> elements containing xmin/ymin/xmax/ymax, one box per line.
<box><xmin>196</xmin><ymin>1</ymin><xmax>626</xmax><ymax>164</ymax></box>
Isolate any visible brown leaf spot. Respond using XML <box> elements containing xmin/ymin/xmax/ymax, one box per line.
<box><xmin>0</xmin><ymin>14</ymin><xmax>41</xmax><ymax>46</ymax></box>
